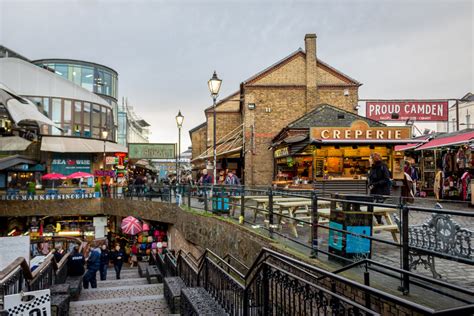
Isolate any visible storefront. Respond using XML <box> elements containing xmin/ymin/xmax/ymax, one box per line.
<box><xmin>272</xmin><ymin>105</ymin><xmax>414</xmax><ymax>190</ymax></box>
<box><xmin>0</xmin><ymin>156</ymin><xmax>45</xmax><ymax>189</ymax></box>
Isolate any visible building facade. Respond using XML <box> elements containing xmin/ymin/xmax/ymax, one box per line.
<box><xmin>191</xmin><ymin>34</ymin><xmax>361</xmax><ymax>185</ymax></box>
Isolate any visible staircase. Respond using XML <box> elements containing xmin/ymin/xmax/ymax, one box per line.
<box><xmin>69</xmin><ymin>266</ymin><xmax>171</xmax><ymax>315</ymax></box>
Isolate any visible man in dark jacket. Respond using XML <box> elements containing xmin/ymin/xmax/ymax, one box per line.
<box><xmin>83</xmin><ymin>246</ymin><xmax>101</xmax><ymax>289</ymax></box>
<box><xmin>67</xmin><ymin>246</ymin><xmax>85</xmax><ymax>277</ymax></box>
<box><xmin>368</xmin><ymin>153</ymin><xmax>391</xmax><ymax>224</ymax></box>
<box><xmin>110</xmin><ymin>245</ymin><xmax>125</xmax><ymax>280</ymax></box>
<box><xmin>99</xmin><ymin>244</ymin><xmax>110</xmax><ymax>281</ymax></box>
<box><xmin>368</xmin><ymin>153</ymin><xmax>391</xmax><ymax>196</ymax></box>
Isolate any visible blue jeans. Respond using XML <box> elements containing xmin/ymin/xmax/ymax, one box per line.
<box><xmin>99</xmin><ymin>264</ymin><xmax>107</xmax><ymax>281</ymax></box>
<box><xmin>83</xmin><ymin>269</ymin><xmax>98</xmax><ymax>289</ymax></box>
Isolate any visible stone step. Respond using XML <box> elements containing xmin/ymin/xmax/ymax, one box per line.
<box><xmin>78</xmin><ymin>284</ymin><xmax>163</xmax><ymax>301</ymax></box>
<box><xmin>70</xmin><ymin>294</ymin><xmax>169</xmax><ymax>316</ymax></box>
<box><xmin>96</xmin><ymin>277</ymin><xmax>148</xmax><ymax>288</ymax></box>
<box><xmin>104</xmin><ymin>267</ymin><xmax>140</xmax><ymax>279</ymax></box>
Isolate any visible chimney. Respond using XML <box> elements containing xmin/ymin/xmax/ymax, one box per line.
<box><xmin>305</xmin><ymin>34</ymin><xmax>318</xmax><ymax>112</ymax></box>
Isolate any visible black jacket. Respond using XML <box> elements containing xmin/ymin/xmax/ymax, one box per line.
<box><xmin>67</xmin><ymin>252</ymin><xmax>85</xmax><ymax>276</ymax></box>
<box><xmin>111</xmin><ymin>249</ymin><xmax>126</xmax><ymax>265</ymax></box>
<box><xmin>100</xmin><ymin>249</ymin><xmax>110</xmax><ymax>265</ymax></box>
<box><xmin>368</xmin><ymin>161</ymin><xmax>391</xmax><ymax>196</ymax></box>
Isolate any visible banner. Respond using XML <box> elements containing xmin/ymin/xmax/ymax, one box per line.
<box><xmin>366</xmin><ymin>100</ymin><xmax>448</xmax><ymax>121</ymax></box>
<box><xmin>51</xmin><ymin>154</ymin><xmax>92</xmax><ymax>175</ymax></box>
<box><xmin>128</xmin><ymin>143</ymin><xmax>176</xmax><ymax>159</ymax></box>
<box><xmin>4</xmin><ymin>289</ymin><xmax>51</xmax><ymax>316</ymax></box>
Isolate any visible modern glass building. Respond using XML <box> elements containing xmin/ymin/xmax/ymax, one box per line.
<box><xmin>32</xmin><ymin>59</ymin><xmax>118</xmax><ymax>103</ymax></box>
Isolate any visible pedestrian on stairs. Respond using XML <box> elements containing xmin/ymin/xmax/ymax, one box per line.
<box><xmin>99</xmin><ymin>244</ymin><xmax>110</xmax><ymax>281</ymax></box>
<box><xmin>83</xmin><ymin>245</ymin><xmax>101</xmax><ymax>289</ymax></box>
<box><xmin>111</xmin><ymin>244</ymin><xmax>125</xmax><ymax>279</ymax></box>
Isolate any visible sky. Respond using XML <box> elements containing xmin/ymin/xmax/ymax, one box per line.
<box><xmin>0</xmin><ymin>0</ymin><xmax>472</xmax><ymax>151</ymax></box>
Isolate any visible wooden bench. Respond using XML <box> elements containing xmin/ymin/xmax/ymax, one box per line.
<box><xmin>164</xmin><ymin>276</ymin><xmax>186</xmax><ymax>314</ymax></box>
<box><xmin>180</xmin><ymin>287</ymin><xmax>227</xmax><ymax>315</ymax></box>
<box><xmin>138</xmin><ymin>261</ymin><xmax>149</xmax><ymax>277</ymax></box>
<box><xmin>146</xmin><ymin>265</ymin><xmax>162</xmax><ymax>284</ymax></box>
<box><xmin>394</xmin><ymin>213</ymin><xmax>474</xmax><ymax>278</ymax></box>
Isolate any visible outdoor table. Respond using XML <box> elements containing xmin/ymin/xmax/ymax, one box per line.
<box><xmin>250</xmin><ymin>197</ymin><xmax>310</xmax><ymax>223</ymax></box>
<box><xmin>273</xmin><ymin>200</ymin><xmax>314</xmax><ymax>238</ymax></box>
<box><xmin>229</xmin><ymin>195</ymin><xmax>280</xmax><ymax>217</ymax></box>
<box><xmin>47</xmin><ymin>189</ymin><xmax>59</xmax><ymax>196</ymax></box>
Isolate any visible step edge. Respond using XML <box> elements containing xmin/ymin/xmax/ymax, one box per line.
<box><xmin>70</xmin><ymin>294</ymin><xmax>165</xmax><ymax>307</ymax></box>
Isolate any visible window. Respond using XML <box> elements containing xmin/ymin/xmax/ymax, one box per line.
<box><xmin>54</xmin><ymin>64</ymin><xmax>68</xmax><ymax>79</ymax></box>
<box><xmin>101</xmin><ymin>106</ymin><xmax>107</xmax><ymax>129</ymax></box>
<box><xmin>72</xmin><ymin>65</ymin><xmax>82</xmax><ymax>85</ymax></box>
<box><xmin>51</xmin><ymin>99</ymin><xmax>62</xmax><ymax>135</ymax></box>
<box><xmin>43</xmin><ymin>98</ymin><xmax>50</xmax><ymax>117</ymax></box>
<box><xmin>92</xmin><ymin>104</ymin><xmax>101</xmax><ymax>127</ymax></box>
<box><xmin>74</xmin><ymin>101</ymin><xmax>82</xmax><ymax>136</ymax></box>
<box><xmin>63</xmin><ymin>100</ymin><xmax>72</xmax><ymax>136</ymax></box>
<box><xmin>83</xmin><ymin>103</ymin><xmax>91</xmax><ymax>137</ymax></box>
<box><xmin>81</xmin><ymin>67</ymin><xmax>94</xmax><ymax>91</ymax></box>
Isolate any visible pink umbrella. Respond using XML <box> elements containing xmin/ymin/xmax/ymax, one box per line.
<box><xmin>121</xmin><ymin>216</ymin><xmax>142</xmax><ymax>235</ymax></box>
<box><xmin>67</xmin><ymin>172</ymin><xmax>94</xmax><ymax>179</ymax></box>
<box><xmin>42</xmin><ymin>173</ymin><xmax>66</xmax><ymax>189</ymax></box>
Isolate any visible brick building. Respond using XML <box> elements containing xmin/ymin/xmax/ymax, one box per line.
<box><xmin>190</xmin><ymin>34</ymin><xmax>361</xmax><ymax>185</ymax></box>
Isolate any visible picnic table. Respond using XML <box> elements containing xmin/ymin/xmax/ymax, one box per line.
<box><xmin>229</xmin><ymin>195</ymin><xmax>282</xmax><ymax>217</ymax></box>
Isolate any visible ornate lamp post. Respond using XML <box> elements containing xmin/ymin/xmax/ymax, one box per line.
<box><xmin>208</xmin><ymin>71</ymin><xmax>222</xmax><ymax>185</ymax></box>
<box><xmin>175</xmin><ymin>110</ymin><xmax>184</xmax><ymax>182</ymax></box>
<box><xmin>101</xmin><ymin>130</ymin><xmax>109</xmax><ymax>170</ymax></box>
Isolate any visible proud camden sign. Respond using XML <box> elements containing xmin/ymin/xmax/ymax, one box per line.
<box><xmin>366</xmin><ymin>100</ymin><xmax>449</xmax><ymax>121</ymax></box>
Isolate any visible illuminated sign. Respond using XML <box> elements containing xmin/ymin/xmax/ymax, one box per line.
<box><xmin>310</xmin><ymin>120</ymin><xmax>411</xmax><ymax>141</ymax></box>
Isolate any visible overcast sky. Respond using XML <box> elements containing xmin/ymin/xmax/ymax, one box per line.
<box><xmin>1</xmin><ymin>0</ymin><xmax>472</xmax><ymax>150</ymax></box>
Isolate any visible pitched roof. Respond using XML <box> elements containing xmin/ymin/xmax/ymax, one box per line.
<box><xmin>288</xmin><ymin>104</ymin><xmax>386</xmax><ymax>129</ymax></box>
<box><xmin>188</xmin><ymin>122</ymin><xmax>206</xmax><ymax>135</ymax></box>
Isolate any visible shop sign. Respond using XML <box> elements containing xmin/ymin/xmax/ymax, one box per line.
<box><xmin>94</xmin><ymin>170</ymin><xmax>116</xmax><ymax>177</ymax></box>
<box><xmin>310</xmin><ymin>120</ymin><xmax>411</xmax><ymax>141</ymax></box>
<box><xmin>106</xmin><ymin>156</ymin><xmax>118</xmax><ymax>165</ymax></box>
<box><xmin>274</xmin><ymin>147</ymin><xmax>289</xmax><ymax>158</ymax></box>
<box><xmin>128</xmin><ymin>143</ymin><xmax>176</xmax><ymax>159</ymax></box>
<box><xmin>51</xmin><ymin>154</ymin><xmax>91</xmax><ymax>175</ymax></box>
<box><xmin>366</xmin><ymin>100</ymin><xmax>448</xmax><ymax>121</ymax></box>
<box><xmin>4</xmin><ymin>289</ymin><xmax>51</xmax><ymax>316</ymax></box>
<box><xmin>0</xmin><ymin>192</ymin><xmax>97</xmax><ymax>201</ymax></box>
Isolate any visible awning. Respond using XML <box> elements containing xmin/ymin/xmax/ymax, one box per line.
<box><xmin>41</xmin><ymin>136</ymin><xmax>128</xmax><ymax>153</ymax></box>
<box><xmin>416</xmin><ymin>131</ymin><xmax>474</xmax><ymax>151</ymax></box>
<box><xmin>0</xmin><ymin>155</ymin><xmax>38</xmax><ymax>171</ymax></box>
<box><xmin>394</xmin><ymin>143</ymin><xmax>421</xmax><ymax>151</ymax></box>
<box><xmin>313</xmin><ymin>139</ymin><xmax>423</xmax><ymax>144</ymax></box>
<box><xmin>0</xmin><ymin>84</ymin><xmax>59</xmax><ymax>128</ymax></box>
<box><xmin>191</xmin><ymin>146</ymin><xmax>242</xmax><ymax>163</ymax></box>
<box><xmin>0</xmin><ymin>136</ymin><xmax>32</xmax><ymax>151</ymax></box>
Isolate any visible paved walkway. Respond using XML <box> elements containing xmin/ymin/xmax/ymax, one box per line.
<box><xmin>70</xmin><ymin>266</ymin><xmax>172</xmax><ymax>316</ymax></box>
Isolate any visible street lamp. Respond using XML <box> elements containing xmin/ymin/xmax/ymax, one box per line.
<box><xmin>175</xmin><ymin>110</ymin><xmax>184</xmax><ymax>182</ymax></box>
<box><xmin>101</xmin><ymin>130</ymin><xmax>109</xmax><ymax>170</ymax></box>
<box><xmin>208</xmin><ymin>71</ymin><xmax>222</xmax><ymax>185</ymax></box>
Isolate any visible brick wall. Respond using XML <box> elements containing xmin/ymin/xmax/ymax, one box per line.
<box><xmin>190</xmin><ymin>124</ymin><xmax>206</xmax><ymax>160</ymax></box>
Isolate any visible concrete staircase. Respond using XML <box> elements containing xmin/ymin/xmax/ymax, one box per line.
<box><xmin>69</xmin><ymin>266</ymin><xmax>171</xmax><ymax>315</ymax></box>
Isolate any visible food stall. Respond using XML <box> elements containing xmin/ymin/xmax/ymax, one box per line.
<box><xmin>271</xmin><ymin>105</ymin><xmax>414</xmax><ymax>192</ymax></box>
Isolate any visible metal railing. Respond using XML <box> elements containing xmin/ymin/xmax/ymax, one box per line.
<box><xmin>0</xmin><ymin>237</ymin><xmax>83</xmax><ymax>309</ymax></box>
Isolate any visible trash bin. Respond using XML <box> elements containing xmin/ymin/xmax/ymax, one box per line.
<box><xmin>212</xmin><ymin>188</ymin><xmax>230</xmax><ymax>213</ymax></box>
<box><xmin>328</xmin><ymin>194</ymin><xmax>374</xmax><ymax>262</ymax></box>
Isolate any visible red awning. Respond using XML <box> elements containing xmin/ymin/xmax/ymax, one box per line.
<box><xmin>394</xmin><ymin>143</ymin><xmax>421</xmax><ymax>151</ymax></box>
<box><xmin>416</xmin><ymin>131</ymin><xmax>474</xmax><ymax>151</ymax></box>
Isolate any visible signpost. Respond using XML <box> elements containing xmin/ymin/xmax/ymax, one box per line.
<box><xmin>366</xmin><ymin>100</ymin><xmax>448</xmax><ymax>121</ymax></box>
<box><xmin>128</xmin><ymin>143</ymin><xmax>176</xmax><ymax>159</ymax></box>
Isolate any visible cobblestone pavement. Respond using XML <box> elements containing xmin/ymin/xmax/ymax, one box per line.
<box><xmin>69</xmin><ymin>267</ymin><xmax>171</xmax><ymax>316</ymax></box>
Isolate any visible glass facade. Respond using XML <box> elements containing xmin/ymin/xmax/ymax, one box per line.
<box><xmin>32</xmin><ymin>60</ymin><xmax>118</xmax><ymax>101</ymax></box>
<box><xmin>25</xmin><ymin>96</ymin><xmax>114</xmax><ymax>141</ymax></box>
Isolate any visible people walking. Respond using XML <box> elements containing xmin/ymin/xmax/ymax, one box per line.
<box><xmin>83</xmin><ymin>245</ymin><xmax>101</xmax><ymax>289</ymax></box>
<box><xmin>67</xmin><ymin>246</ymin><xmax>85</xmax><ymax>277</ymax></box>
<box><xmin>224</xmin><ymin>170</ymin><xmax>241</xmax><ymax>186</ymax></box>
<box><xmin>99</xmin><ymin>244</ymin><xmax>110</xmax><ymax>281</ymax></box>
<box><xmin>111</xmin><ymin>244</ymin><xmax>126</xmax><ymax>280</ymax></box>
<box><xmin>368</xmin><ymin>153</ymin><xmax>391</xmax><ymax>224</ymax></box>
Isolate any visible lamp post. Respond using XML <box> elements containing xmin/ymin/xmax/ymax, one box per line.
<box><xmin>101</xmin><ymin>130</ymin><xmax>109</xmax><ymax>171</ymax></box>
<box><xmin>176</xmin><ymin>110</ymin><xmax>184</xmax><ymax>183</ymax></box>
<box><xmin>208</xmin><ymin>71</ymin><xmax>222</xmax><ymax>185</ymax></box>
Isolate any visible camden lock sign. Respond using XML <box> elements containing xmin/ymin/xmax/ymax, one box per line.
<box><xmin>310</xmin><ymin>120</ymin><xmax>411</xmax><ymax>141</ymax></box>
<box><xmin>128</xmin><ymin>143</ymin><xmax>176</xmax><ymax>159</ymax></box>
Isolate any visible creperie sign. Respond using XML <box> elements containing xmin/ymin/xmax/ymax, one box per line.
<box><xmin>366</xmin><ymin>100</ymin><xmax>448</xmax><ymax>121</ymax></box>
<box><xmin>310</xmin><ymin>120</ymin><xmax>411</xmax><ymax>141</ymax></box>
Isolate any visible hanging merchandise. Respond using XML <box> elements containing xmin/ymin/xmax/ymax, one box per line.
<box><xmin>142</xmin><ymin>222</ymin><xmax>150</xmax><ymax>231</ymax></box>
<box><xmin>461</xmin><ymin>171</ymin><xmax>471</xmax><ymax>201</ymax></box>
<box><xmin>457</xmin><ymin>147</ymin><xmax>467</xmax><ymax>169</ymax></box>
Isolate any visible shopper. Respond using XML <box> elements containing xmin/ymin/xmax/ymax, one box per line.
<box><xmin>83</xmin><ymin>245</ymin><xmax>101</xmax><ymax>289</ymax></box>
<box><xmin>224</xmin><ymin>170</ymin><xmax>241</xmax><ymax>186</ymax></box>
<box><xmin>111</xmin><ymin>244</ymin><xmax>125</xmax><ymax>280</ymax></box>
<box><xmin>368</xmin><ymin>153</ymin><xmax>391</xmax><ymax>224</ymax></box>
<box><xmin>67</xmin><ymin>246</ymin><xmax>85</xmax><ymax>277</ymax></box>
<box><xmin>99</xmin><ymin>244</ymin><xmax>110</xmax><ymax>281</ymax></box>
<box><xmin>130</xmin><ymin>243</ymin><xmax>138</xmax><ymax>268</ymax></box>
<box><xmin>53</xmin><ymin>245</ymin><xmax>64</xmax><ymax>263</ymax></box>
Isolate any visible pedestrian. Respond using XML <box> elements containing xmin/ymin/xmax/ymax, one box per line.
<box><xmin>83</xmin><ymin>244</ymin><xmax>101</xmax><ymax>289</ymax></box>
<box><xmin>111</xmin><ymin>244</ymin><xmax>125</xmax><ymax>280</ymax></box>
<box><xmin>53</xmin><ymin>245</ymin><xmax>64</xmax><ymax>263</ymax></box>
<box><xmin>67</xmin><ymin>246</ymin><xmax>85</xmax><ymax>277</ymax></box>
<box><xmin>99</xmin><ymin>244</ymin><xmax>110</xmax><ymax>281</ymax></box>
<box><xmin>224</xmin><ymin>170</ymin><xmax>241</xmax><ymax>186</ymax></box>
<box><xmin>368</xmin><ymin>153</ymin><xmax>391</xmax><ymax>224</ymax></box>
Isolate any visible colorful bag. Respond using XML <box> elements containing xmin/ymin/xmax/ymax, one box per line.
<box><xmin>142</xmin><ymin>222</ymin><xmax>150</xmax><ymax>231</ymax></box>
<box><xmin>151</xmin><ymin>242</ymin><xmax>157</xmax><ymax>249</ymax></box>
<box><xmin>147</xmin><ymin>236</ymin><xmax>153</xmax><ymax>243</ymax></box>
<box><xmin>138</xmin><ymin>235</ymin><xmax>143</xmax><ymax>243</ymax></box>
<box><xmin>140</xmin><ymin>243</ymin><xmax>147</xmax><ymax>250</ymax></box>
<box><xmin>162</xmin><ymin>242</ymin><xmax>168</xmax><ymax>248</ymax></box>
